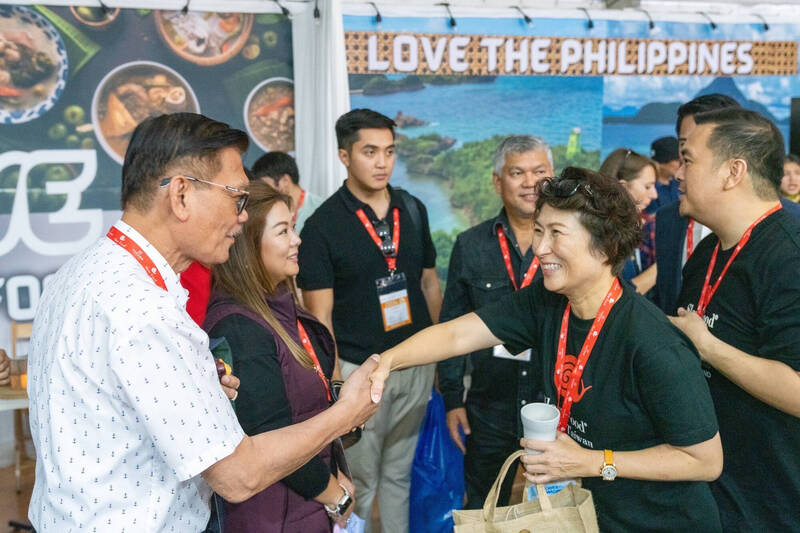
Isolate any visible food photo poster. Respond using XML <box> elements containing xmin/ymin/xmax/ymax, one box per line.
<box><xmin>0</xmin><ymin>5</ymin><xmax>294</xmax><ymax>347</ymax></box>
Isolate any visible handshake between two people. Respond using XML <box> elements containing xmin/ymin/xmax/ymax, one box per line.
<box><xmin>218</xmin><ymin>353</ymin><xmax>385</xmax><ymax>432</ymax></box>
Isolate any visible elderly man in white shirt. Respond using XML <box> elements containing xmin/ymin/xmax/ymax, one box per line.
<box><xmin>27</xmin><ymin>113</ymin><xmax>380</xmax><ymax>532</ymax></box>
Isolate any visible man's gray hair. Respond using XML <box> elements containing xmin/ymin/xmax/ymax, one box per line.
<box><xmin>494</xmin><ymin>135</ymin><xmax>553</xmax><ymax>175</ymax></box>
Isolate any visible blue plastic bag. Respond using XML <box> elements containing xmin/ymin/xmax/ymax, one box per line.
<box><xmin>410</xmin><ymin>389</ymin><xmax>465</xmax><ymax>533</ymax></box>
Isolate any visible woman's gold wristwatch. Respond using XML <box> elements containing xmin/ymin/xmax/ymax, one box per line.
<box><xmin>601</xmin><ymin>449</ymin><xmax>618</xmax><ymax>481</ymax></box>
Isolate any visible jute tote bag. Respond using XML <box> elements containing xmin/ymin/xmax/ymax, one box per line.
<box><xmin>453</xmin><ymin>450</ymin><xmax>599</xmax><ymax>533</ymax></box>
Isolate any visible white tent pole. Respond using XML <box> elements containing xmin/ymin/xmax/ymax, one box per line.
<box><xmin>293</xmin><ymin>0</ymin><xmax>350</xmax><ymax>198</ymax></box>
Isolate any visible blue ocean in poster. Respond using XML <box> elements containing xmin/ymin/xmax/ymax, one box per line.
<box><xmin>352</xmin><ymin>76</ymin><xmax>603</xmax><ymax>231</ymax></box>
<box><xmin>352</xmin><ymin>76</ymin><xmax>603</xmax><ymax>151</ymax></box>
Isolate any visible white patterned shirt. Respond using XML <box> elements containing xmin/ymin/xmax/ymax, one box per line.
<box><xmin>28</xmin><ymin>220</ymin><xmax>244</xmax><ymax>532</ymax></box>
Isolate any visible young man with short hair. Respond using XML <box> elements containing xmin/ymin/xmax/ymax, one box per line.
<box><xmin>297</xmin><ymin>108</ymin><xmax>442</xmax><ymax>533</ymax></box>
<box><xmin>252</xmin><ymin>151</ymin><xmax>325</xmax><ymax>233</ymax></box>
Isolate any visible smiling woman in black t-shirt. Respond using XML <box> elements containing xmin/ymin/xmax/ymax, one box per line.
<box><xmin>370</xmin><ymin>168</ymin><xmax>723</xmax><ymax>532</ymax></box>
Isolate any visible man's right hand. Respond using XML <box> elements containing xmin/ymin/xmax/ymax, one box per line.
<box><xmin>337</xmin><ymin>355</ymin><xmax>381</xmax><ymax>430</ymax></box>
<box><xmin>446</xmin><ymin>407</ymin><xmax>471</xmax><ymax>453</ymax></box>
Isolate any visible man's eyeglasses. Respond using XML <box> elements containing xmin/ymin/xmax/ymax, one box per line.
<box><xmin>374</xmin><ymin>218</ymin><xmax>397</xmax><ymax>257</ymax></box>
<box><xmin>160</xmin><ymin>175</ymin><xmax>249</xmax><ymax>215</ymax></box>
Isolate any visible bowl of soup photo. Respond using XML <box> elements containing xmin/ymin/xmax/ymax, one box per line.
<box><xmin>0</xmin><ymin>6</ymin><xmax>68</xmax><ymax>124</ymax></box>
<box><xmin>92</xmin><ymin>61</ymin><xmax>200</xmax><ymax>164</ymax></box>
<box><xmin>244</xmin><ymin>77</ymin><xmax>295</xmax><ymax>153</ymax></box>
<box><xmin>155</xmin><ymin>10</ymin><xmax>254</xmax><ymax>66</ymax></box>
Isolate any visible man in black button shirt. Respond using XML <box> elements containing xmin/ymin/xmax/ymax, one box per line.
<box><xmin>670</xmin><ymin>108</ymin><xmax>800</xmax><ymax>532</ymax></box>
<box><xmin>297</xmin><ymin>109</ymin><xmax>442</xmax><ymax>533</ymax></box>
<box><xmin>437</xmin><ymin>135</ymin><xmax>553</xmax><ymax>509</ymax></box>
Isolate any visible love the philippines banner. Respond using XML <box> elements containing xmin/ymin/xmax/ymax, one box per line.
<box><xmin>343</xmin><ymin>12</ymin><xmax>800</xmax><ymax>281</ymax></box>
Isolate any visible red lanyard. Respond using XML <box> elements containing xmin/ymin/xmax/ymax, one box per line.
<box><xmin>497</xmin><ymin>227</ymin><xmax>539</xmax><ymax>290</ymax></box>
<box><xmin>355</xmin><ymin>207</ymin><xmax>400</xmax><ymax>272</ymax></box>
<box><xmin>554</xmin><ymin>278</ymin><xmax>622</xmax><ymax>432</ymax></box>
<box><xmin>107</xmin><ymin>226</ymin><xmax>167</xmax><ymax>291</ymax></box>
<box><xmin>686</xmin><ymin>219</ymin><xmax>695</xmax><ymax>259</ymax></box>
<box><xmin>292</xmin><ymin>189</ymin><xmax>306</xmax><ymax>224</ymax></box>
<box><xmin>696</xmin><ymin>204</ymin><xmax>781</xmax><ymax>316</ymax></box>
<box><xmin>296</xmin><ymin>320</ymin><xmax>332</xmax><ymax>402</ymax></box>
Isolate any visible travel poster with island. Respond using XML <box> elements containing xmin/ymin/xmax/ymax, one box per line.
<box><xmin>342</xmin><ymin>12</ymin><xmax>799</xmax><ymax>283</ymax></box>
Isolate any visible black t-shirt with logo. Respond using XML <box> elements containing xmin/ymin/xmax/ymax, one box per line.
<box><xmin>677</xmin><ymin>208</ymin><xmax>800</xmax><ymax>533</ymax></box>
<box><xmin>476</xmin><ymin>279</ymin><xmax>720</xmax><ymax>532</ymax></box>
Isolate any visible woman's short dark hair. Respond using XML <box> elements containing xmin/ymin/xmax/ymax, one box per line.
<box><xmin>121</xmin><ymin>113</ymin><xmax>249</xmax><ymax>211</ymax></box>
<box><xmin>785</xmin><ymin>153</ymin><xmax>800</xmax><ymax>166</ymax></box>
<box><xmin>534</xmin><ymin>167</ymin><xmax>641</xmax><ymax>276</ymax></box>
<box><xmin>335</xmin><ymin>108</ymin><xmax>396</xmax><ymax>151</ymax></box>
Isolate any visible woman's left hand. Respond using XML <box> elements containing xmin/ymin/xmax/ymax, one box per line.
<box><xmin>519</xmin><ymin>432</ymin><xmax>600</xmax><ymax>484</ymax></box>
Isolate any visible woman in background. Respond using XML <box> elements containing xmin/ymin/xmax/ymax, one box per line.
<box><xmin>203</xmin><ymin>182</ymin><xmax>353</xmax><ymax>532</ymax></box>
<box><xmin>599</xmin><ymin>148</ymin><xmax>658</xmax><ymax>293</ymax></box>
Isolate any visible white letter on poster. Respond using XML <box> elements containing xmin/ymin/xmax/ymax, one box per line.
<box><xmin>688</xmin><ymin>42</ymin><xmax>697</xmax><ymax>74</ymax></box>
<box><xmin>531</xmin><ymin>39</ymin><xmax>551</xmax><ymax>73</ymax></box>
<box><xmin>505</xmin><ymin>38</ymin><xmax>529</xmax><ymax>73</ymax></box>
<box><xmin>720</xmin><ymin>42</ymin><xmax>737</xmax><ymax>74</ymax></box>
<box><xmin>607</xmin><ymin>40</ymin><xmax>617</xmax><ymax>73</ymax></box>
<box><xmin>583</xmin><ymin>40</ymin><xmax>606</xmax><ymax>74</ymax></box>
<box><xmin>561</xmin><ymin>39</ymin><xmax>582</xmax><ymax>73</ymax></box>
<box><xmin>393</xmin><ymin>35</ymin><xmax>418</xmax><ymax>72</ymax></box>
<box><xmin>667</xmin><ymin>42</ymin><xmax>688</xmax><ymax>73</ymax></box>
<box><xmin>480</xmin><ymin>37</ymin><xmax>504</xmax><ymax>72</ymax></box>
<box><xmin>736</xmin><ymin>43</ymin><xmax>754</xmax><ymax>74</ymax></box>
<box><xmin>617</xmin><ymin>41</ymin><xmax>635</xmax><ymax>74</ymax></box>
<box><xmin>698</xmin><ymin>43</ymin><xmax>719</xmax><ymax>74</ymax></box>
<box><xmin>449</xmin><ymin>36</ymin><xmax>470</xmax><ymax>72</ymax></box>
<box><xmin>646</xmin><ymin>41</ymin><xmax>667</xmax><ymax>73</ymax></box>
<box><xmin>368</xmin><ymin>35</ymin><xmax>390</xmax><ymax>71</ymax></box>
<box><xmin>0</xmin><ymin>150</ymin><xmax>101</xmax><ymax>256</ymax></box>
<box><xmin>421</xmin><ymin>36</ymin><xmax>448</xmax><ymax>72</ymax></box>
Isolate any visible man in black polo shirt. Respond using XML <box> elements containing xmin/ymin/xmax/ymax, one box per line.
<box><xmin>297</xmin><ymin>109</ymin><xmax>441</xmax><ymax>532</ymax></box>
<box><xmin>438</xmin><ymin>134</ymin><xmax>553</xmax><ymax>509</ymax></box>
<box><xmin>670</xmin><ymin>108</ymin><xmax>800</xmax><ymax>532</ymax></box>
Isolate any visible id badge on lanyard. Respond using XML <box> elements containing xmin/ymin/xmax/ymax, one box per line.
<box><xmin>376</xmin><ymin>272</ymin><xmax>412</xmax><ymax>331</ymax></box>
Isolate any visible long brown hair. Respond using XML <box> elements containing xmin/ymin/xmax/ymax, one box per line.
<box><xmin>212</xmin><ymin>180</ymin><xmax>314</xmax><ymax>369</ymax></box>
<box><xmin>599</xmin><ymin>148</ymin><xmax>657</xmax><ymax>184</ymax></box>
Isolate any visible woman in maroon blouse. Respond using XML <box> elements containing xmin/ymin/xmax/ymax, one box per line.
<box><xmin>203</xmin><ymin>181</ymin><xmax>353</xmax><ymax>532</ymax></box>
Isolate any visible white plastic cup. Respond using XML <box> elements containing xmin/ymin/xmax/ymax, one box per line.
<box><xmin>520</xmin><ymin>402</ymin><xmax>560</xmax><ymax>454</ymax></box>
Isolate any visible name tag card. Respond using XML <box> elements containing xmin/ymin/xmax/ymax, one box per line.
<box><xmin>376</xmin><ymin>272</ymin><xmax>412</xmax><ymax>331</ymax></box>
<box><xmin>493</xmin><ymin>344</ymin><xmax>532</xmax><ymax>362</ymax></box>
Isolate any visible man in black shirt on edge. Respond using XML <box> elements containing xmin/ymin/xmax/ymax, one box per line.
<box><xmin>670</xmin><ymin>108</ymin><xmax>800</xmax><ymax>532</ymax></box>
<box><xmin>297</xmin><ymin>109</ymin><xmax>442</xmax><ymax>533</ymax></box>
<box><xmin>438</xmin><ymin>135</ymin><xmax>553</xmax><ymax>509</ymax></box>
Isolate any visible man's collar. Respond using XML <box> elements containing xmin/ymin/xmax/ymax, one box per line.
<box><xmin>338</xmin><ymin>181</ymin><xmax>400</xmax><ymax>217</ymax></box>
<box><xmin>112</xmin><ymin>219</ymin><xmax>186</xmax><ymax>303</ymax></box>
<box><xmin>490</xmin><ymin>207</ymin><xmax>510</xmax><ymax>236</ymax></box>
